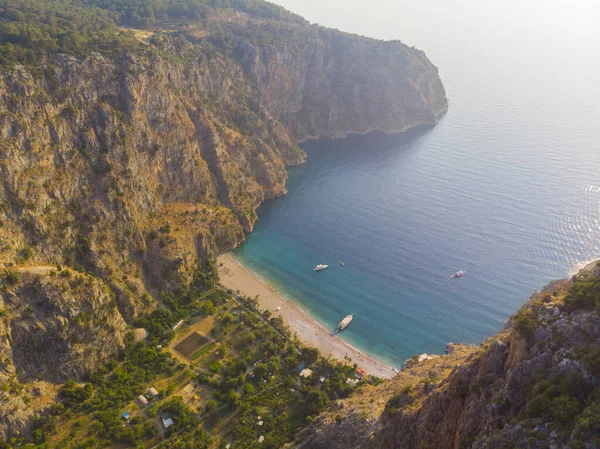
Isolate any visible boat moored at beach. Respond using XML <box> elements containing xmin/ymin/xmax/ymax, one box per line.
<box><xmin>337</xmin><ymin>314</ymin><xmax>353</xmax><ymax>331</ymax></box>
<box><xmin>314</xmin><ymin>264</ymin><xmax>329</xmax><ymax>271</ymax></box>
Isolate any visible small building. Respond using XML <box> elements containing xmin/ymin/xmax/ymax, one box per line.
<box><xmin>346</xmin><ymin>378</ymin><xmax>358</xmax><ymax>386</ymax></box>
<box><xmin>162</xmin><ymin>417</ymin><xmax>174</xmax><ymax>428</ymax></box>
<box><xmin>146</xmin><ymin>387</ymin><xmax>159</xmax><ymax>398</ymax></box>
<box><xmin>258</xmin><ymin>436</ymin><xmax>264</xmax><ymax>443</ymax></box>
<box><xmin>172</xmin><ymin>320</ymin><xmax>184</xmax><ymax>330</ymax></box>
<box><xmin>319</xmin><ymin>376</ymin><xmax>325</xmax><ymax>383</ymax></box>
<box><xmin>121</xmin><ymin>412</ymin><xmax>130</xmax><ymax>421</ymax></box>
<box><xmin>299</xmin><ymin>368</ymin><xmax>313</xmax><ymax>378</ymax></box>
<box><xmin>355</xmin><ymin>369</ymin><xmax>367</xmax><ymax>380</ymax></box>
<box><xmin>183</xmin><ymin>383</ymin><xmax>195</xmax><ymax>394</ymax></box>
<box><xmin>257</xmin><ymin>420</ymin><xmax>264</xmax><ymax>426</ymax></box>
<box><xmin>137</xmin><ymin>395</ymin><xmax>149</xmax><ymax>406</ymax></box>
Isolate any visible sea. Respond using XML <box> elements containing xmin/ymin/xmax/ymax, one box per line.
<box><xmin>232</xmin><ymin>0</ymin><xmax>600</xmax><ymax>367</ymax></box>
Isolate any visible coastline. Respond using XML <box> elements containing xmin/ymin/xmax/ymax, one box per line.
<box><xmin>217</xmin><ymin>253</ymin><xmax>398</xmax><ymax>379</ymax></box>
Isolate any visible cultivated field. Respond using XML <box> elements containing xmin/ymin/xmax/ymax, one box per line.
<box><xmin>174</xmin><ymin>332</ymin><xmax>210</xmax><ymax>359</ymax></box>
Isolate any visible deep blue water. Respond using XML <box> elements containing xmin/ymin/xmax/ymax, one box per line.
<box><xmin>232</xmin><ymin>4</ymin><xmax>600</xmax><ymax>367</ymax></box>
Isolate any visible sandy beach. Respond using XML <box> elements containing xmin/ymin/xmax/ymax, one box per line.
<box><xmin>217</xmin><ymin>254</ymin><xmax>398</xmax><ymax>379</ymax></box>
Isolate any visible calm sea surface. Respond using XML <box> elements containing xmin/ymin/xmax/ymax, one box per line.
<box><xmin>233</xmin><ymin>1</ymin><xmax>600</xmax><ymax>367</ymax></box>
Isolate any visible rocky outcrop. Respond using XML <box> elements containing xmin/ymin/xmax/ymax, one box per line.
<box><xmin>0</xmin><ymin>268</ymin><xmax>128</xmax><ymax>439</ymax></box>
<box><xmin>292</xmin><ymin>265</ymin><xmax>600</xmax><ymax>449</ymax></box>
<box><xmin>235</xmin><ymin>24</ymin><xmax>447</xmax><ymax>141</ymax></box>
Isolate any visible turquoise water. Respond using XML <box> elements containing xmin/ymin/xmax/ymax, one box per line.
<box><xmin>233</xmin><ymin>3</ymin><xmax>600</xmax><ymax>368</ymax></box>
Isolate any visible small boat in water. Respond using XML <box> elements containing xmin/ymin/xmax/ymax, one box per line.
<box><xmin>339</xmin><ymin>260</ymin><xmax>345</xmax><ymax>266</ymax></box>
<box><xmin>449</xmin><ymin>270</ymin><xmax>466</xmax><ymax>280</ymax></box>
<box><xmin>314</xmin><ymin>264</ymin><xmax>329</xmax><ymax>271</ymax></box>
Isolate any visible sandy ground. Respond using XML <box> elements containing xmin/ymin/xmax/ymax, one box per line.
<box><xmin>217</xmin><ymin>254</ymin><xmax>398</xmax><ymax>379</ymax></box>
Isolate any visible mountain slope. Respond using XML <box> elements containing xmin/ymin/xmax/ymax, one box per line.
<box><xmin>0</xmin><ymin>0</ymin><xmax>447</xmax><ymax>440</ymax></box>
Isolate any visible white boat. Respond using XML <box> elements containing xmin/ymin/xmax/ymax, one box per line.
<box><xmin>449</xmin><ymin>270</ymin><xmax>466</xmax><ymax>280</ymax></box>
<box><xmin>337</xmin><ymin>314</ymin><xmax>353</xmax><ymax>331</ymax></box>
<box><xmin>339</xmin><ymin>260</ymin><xmax>345</xmax><ymax>266</ymax></box>
<box><xmin>314</xmin><ymin>264</ymin><xmax>329</xmax><ymax>271</ymax></box>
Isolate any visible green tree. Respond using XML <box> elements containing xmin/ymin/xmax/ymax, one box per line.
<box><xmin>205</xmin><ymin>399</ymin><xmax>218</xmax><ymax>413</ymax></box>
<box><xmin>243</xmin><ymin>383</ymin><xmax>255</xmax><ymax>396</ymax></box>
<box><xmin>228</xmin><ymin>390</ymin><xmax>242</xmax><ymax>406</ymax></box>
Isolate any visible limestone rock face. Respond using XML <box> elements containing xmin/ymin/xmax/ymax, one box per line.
<box><xmin>0</xmin><ymin>27</ymin><xmax>446</xmax><ymax>297</ymax></box>
<box><xmin>0</xmin><ymin>270</ymin><xmax>127</xmax><ymax>439</ymax></box>
<box><xmin>0</xmin><ymin>14</ymin><xmax>447</xmax><ymax>440</ymax></box>
<box><xmin>236</xmin><ymin>26</ymin><xmax>448</xmax><ymax>141</ymax></box>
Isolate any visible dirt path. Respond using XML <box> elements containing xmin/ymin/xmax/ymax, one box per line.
<box><xmin>18</xmin><ymin>265</ymin><xmax>56</xmax><ymax>274</ymax></box>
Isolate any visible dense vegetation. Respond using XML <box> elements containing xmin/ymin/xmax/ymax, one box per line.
<box><xmin>0</xmin><ymin>0</ymin><xmax>139</xmax><ymax>65</ymax></box>
<box><xmin>85</xmin><ymin>0</ymin><xmax>306</xmax><ymax>26</ymax></box>
<box><xmin>563</xmin><ymin>264</ymin><xmax>600</xmax><ymax>312</ymax></box>
<box><xmin>0</xmin><ymin>0</ymin><xmax>305</xmax><ymax>66</ymax></box>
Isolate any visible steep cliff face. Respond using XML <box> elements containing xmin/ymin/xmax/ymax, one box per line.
<box><xmin>0</xmin><ymin>20</ymin><xmax>446</xmax><ymax>294</ymax></box>
<box><xmin>292</xmin><ymin>265</ymin><xmax>600</xmax><ymax>449</ymax></box>
<box><xmin>0</xmin><ymin>3</ymin><xmax>447</xmax><ymax>440</ymax></box>
<box><xmin>235</xmin><ymin>24</ymin><xmax>447</xmax><ymax>141</ymax></box>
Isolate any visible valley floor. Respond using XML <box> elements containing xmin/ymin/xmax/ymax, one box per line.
<box><xmin>217</xmin><ymin>254</ymin><xmax>397</xmax><ymax>378</ymax></box>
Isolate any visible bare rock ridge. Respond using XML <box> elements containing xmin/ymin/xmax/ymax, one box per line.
<box><xmin>0</xmin><ymin>1</ymin><xmax>446</xmax><ymax>440</ymax></box>
<box><xmin>291</xmin><ymin>263</ymin><xmax>600</xmax><ymax>449</ymax></box>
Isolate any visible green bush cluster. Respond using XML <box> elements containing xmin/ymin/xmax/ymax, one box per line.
<box><xmin>0</xmin><ymin>0</ymin><xmax>140</xmax><ymax>66</ymax></box>
<box><xmin>526</xmin><ymin>372</ymin><xmax>592</xmax><ymax>424</ymax></box>
<box><xmin>564</xmin><ymin>272</ymin><xmax>600</xmax><ymax>311</ymax></box>
<box><xmin>513</xmin><ymin>308</ymin><xmax>536</xmax><ymax>343</ymax></box>
<box><xmin>0</xmin><ymin>0</ymin><xmax>307</xmax><ymax>67</ymax></box>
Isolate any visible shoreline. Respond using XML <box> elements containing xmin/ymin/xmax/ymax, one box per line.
<box><xmin>217</xmin><ymin>253</ymin><xmax>398</xmax><ymax>379</ymax></box>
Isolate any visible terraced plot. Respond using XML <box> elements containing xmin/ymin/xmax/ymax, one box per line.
<box><xmin>174</xmin><ymin>332</ymin><xmax>210</xmax><ymax>359</ymax></box>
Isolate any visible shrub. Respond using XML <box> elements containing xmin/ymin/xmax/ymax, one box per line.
<box><xmin>581</xmin><ymin>347</ymin><xmax>600</xmax><ymax>376</ymax></box>
<box><xmin>3</xmin><ymin>269</ymin><xmax>19</xmax><ymax>285</ymax></box>
<box><xmin>209</xmin><ymin>360</ymin><xmax>222</xmax><ymax>373</ymax></box>
<box><xmin>200</xmin><ymin>300</ymin><xmax>215</xmax><ymax>316</ymax></box>
<box><xmin>61</xmin><ymin>381</ymin><xmax>93</xmax><ymax>408</ymax></box>
<box><xmin>242</xmin><ymin>383</ymin><xmax>255</xmax><ymax>396</ymax></box>
<box><xmin>513</xmin><ymin>309</ymin><xmax>535</xmax><ymax>342</ymax></box>
<box><xmin>564</xmin><ymin>273</ymin><xmax>600</xmax><ymax>310</ymax></box>
<box><xmin>20</xmin><ymin>247</ymin><xmax>34</xmax><ymax>260</ymax></box>
<box><xmin>228</xmin><ymin>390</ymin><xmax>241</xmax><ymax>406</ymax></box>
<box><xmin>205</xmin><ymin>399</ymin><xmax>218</xmax><ymax>413</ymax></box>
<box><xmin>549</xmin><ymin>394</ymin><xmax>581</xmax><ymax>423</ymax></box>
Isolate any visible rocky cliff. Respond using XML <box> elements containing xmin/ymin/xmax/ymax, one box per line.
<box><xmin>0</xmin><ymin>12</ymin><xmax>447</xmax><ymax>295</ymax></box>
<box><xmin>0</xmin><ymin>1</ymin><xmax>447</xmax><ymax>439</ymax></box>
<box><xmin>292</xmin><ymin>264</ymin><xmax>600</xmax><ymax>449</ymax></box>
<box><xmin>0</xmin><ymin>268</ymin><xmax>128</xmax><ymax>439</ymax></box>
<box><xmin>233</xmin><ymin>23</ymin><xmax>448</xmax><ymax>141</ymax></box>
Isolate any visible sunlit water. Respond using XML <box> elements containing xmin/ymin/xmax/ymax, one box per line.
<box><xmin>233</xmin><ymin>1</ymin><xmax>600</xmax><ymax>367</ymax></box>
